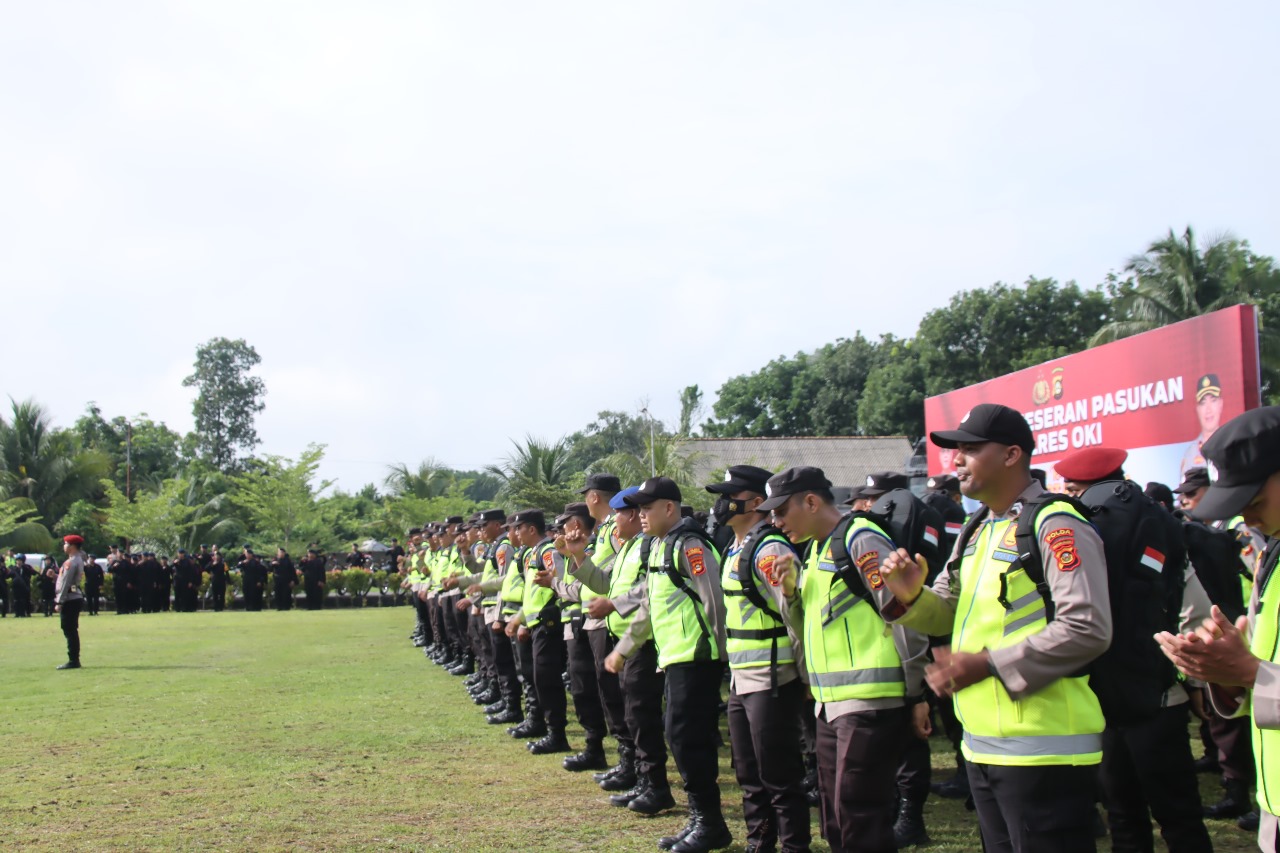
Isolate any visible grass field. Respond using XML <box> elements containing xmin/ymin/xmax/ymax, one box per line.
<box><xmin>0</xmin><ymin>606</ymin><xmax>1262</xmax><ymax>851</ymax></box>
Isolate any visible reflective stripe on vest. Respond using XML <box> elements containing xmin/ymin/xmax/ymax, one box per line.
<box><xmin>580</xmin><ymin>517</ymin><xmax>618</xmax><ymax>607</ymax></box>
<box><xmin>479</xmin><ymin>537</ymin><xmax>510</xmax><ymax>608</ymax></box>
<box><xmin>646</xmin><ymin>532</ymin><xmax>722</xmax><ymax>669</ymax></box>
<box><xmin>722</xmin><ymin>532</ymin><xmax>794</xmax><ymax>673</ymax></box>
<box><xmin>951</xmin><ymin>504</ymin><xmax>1104</xmax><ymax>767</ymax></box>
<box><xmin>499</xmin><ymin>546</ymin><xmax>528</xmax><ymax>616</ymax></box>
<box><xmin>800</xmin><ymin>518</ymin><xmax>904</xmax><ymax>703</ymax></box>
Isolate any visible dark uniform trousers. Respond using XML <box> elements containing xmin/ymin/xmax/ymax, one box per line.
<box><xmin>531</xmin><ymin>615</ymin><xmax>568</xmax><ymax>729</ymax></box>
<box><xmin>85</xmin><ymin>586</ymin><xmax>101</xmax><ymax>615</ymax></box>
<box><xmin>968</xmin><ymin>761</ymin><xmax>1097</xmax><ymax>853</ymax></box>
<box><xmin>442</xmin><ymin>594</ymin><xmax>465</xmax><ymax>653</ymax></box>
<box><xmin>61</xmin><ymin>598</ymin><xmax>83</xmax><ymax>664</ymax></box>
<box><xmin>470</xmin><ymin>610</ymin><xmax>493</xmax><ymax>679</ymax></box>
<box><xmin>665</xmin><ymin>660</ymin><xmax>725</xmax><ymax>802</ymax></box>
<box><xmin>622</xmin><ymin>641</ymin><xmax>667</xmax><ymax>785</ymax></box>
<box><xmin>514</xmin><ymin>628</ymin><xmax>537</xmax><ymax>694</ymax></box>
<box><xmin>727</xmin><ymin>679</ymin><xmax>811</xmax><ymax>852</ymax></box>
<box><xmin>567</xmin><ymin>617</ymin><xmax>607</xmax><ymax>745</ymax></box>
<box><xmin>211</xmin><ymin>579</ymin><xmax>226</xmax><ymax>611</ymax></box>
<box><xmin>304</xmin><ymin>580</ymin><xmax>324</xmax><ymax>611</ymax></box>
<box><xmin>428</xmin><ymin>597</ymin><xmax>445</xmax><ymax>650</ymax></box>
<box><xmin>1099</xmin><ymin>704</ymin><xmax>1213</xmax><ymax>853</ymax></box>
<box><xmin>272</xmin><ymin>581</ymin><xmax>292</xmax><ymax>611</ymax></box>
<box><xmin>490</xmin><ymin>622</ymin><xmax>521</xmax><ymax>702</ymax></box>
<box><xmin>897</xmin><ymin>725</ymin><xmax>932</xmax><ymax>801</ymax></box>
<box><xmin>1206</xmin><ymin>713</ymin><xmax>1255</xmax><ymax>785</ymax></box>
<box><xmin>815</xmin><ymin>706</ymin><xmax>907</xmax><ymax>853</ymax></box>
<box><xmin>586</xmin><ymin>627</ymin><xmax>631</xmax><ymax>745</ymax></box>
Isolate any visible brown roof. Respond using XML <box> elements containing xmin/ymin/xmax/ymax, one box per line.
<box><xmin>683</xmin><ymin>436</ymin><xmax>916</xmax><ymax>492</ymax></box>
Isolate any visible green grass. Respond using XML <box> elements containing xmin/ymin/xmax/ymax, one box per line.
<box><xmin>0</xmin><ymin>607</ymin><xmax>1262</xmax><ymax>851</ymax></box>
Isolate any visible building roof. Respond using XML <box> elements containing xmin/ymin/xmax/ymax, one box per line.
<box><xmin>682</xmin><ymin>436</ymin><xmax>917</xmax><ymax>496</ymax></box>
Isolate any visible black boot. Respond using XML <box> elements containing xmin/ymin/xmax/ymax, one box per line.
<box><xmin>659</xmin><ymin>806</ymin><xmax>700</xmax><ymax>850</ymax></box>
<box><xmin>1239</xmin><ymin>811</ymin><xmax>1261</xmax><ymax>832</ymax></box>
<box><xmin>628</xmin><ymin>778</ymin><xmax>676</xmax><ymax>816</ymax></box>
<box><xmin>931</xmin><ymin>753</ymin><xmax>970</xmax><ymax>799</ymax></box>
<box><xmin>611</xmin><ymin>775</ymin><xmax>649</xmax><ymax>808</ymax></box>
<box><xmin>893</xmin><ymin>796</ymin><xmax>930</xmax><ymax>848</ymax></box>
<box><xmin>528</xmin><ymin>729</ymin><xmax>572</xmax><ymax>755</ymax></box>
<box><xmin>563</xmin><ymin>740</ymin><xmax>608</xmax><ymax>772</ymax></box>
<box><xmin>1193</xmin><ymin>753</ymin><xmax>1221</xmax><ymax>774</ymax></box>
<box><xmin>488</xmin><ymin>705</ymin><xmax>523</xmax><ymax>725</ymax></box>
<box><xmin>483</xmin><ymin>699</ymin><xmax>507</xmax><ymax>715</ymax></box>
<box><xmin>599</xmin><ymin>744</ymin><xmax>637</xmax><ymax>791</ymax></box>
<box><xmin>671</xmin><ymin>792</ymin><xmax>732</xmax><ymax>852</ymax></box>
<box><xmin>1204</xmin><ymin>778</ymin><xmax>1252</xmax><ymax>819</ymax></box>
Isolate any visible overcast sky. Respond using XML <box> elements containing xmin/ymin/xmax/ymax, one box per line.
<box><xmin>3</xmin><ymin>2</ymin><xmax>1277</xmax><ymax>492</ymax></box>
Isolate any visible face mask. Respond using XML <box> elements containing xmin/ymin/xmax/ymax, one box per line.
<box><xmin>712</xmin><ymin>497</ymin><xmax>754</xmax><ymax>526</ymax></box>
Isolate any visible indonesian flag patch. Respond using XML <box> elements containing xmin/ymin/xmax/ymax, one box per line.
<box><xmin>922</xmin><ymin>526</ymin><xmax>939</xmax><ymax>548</ymax></box>
<box><xmin>1139</xmin><ymin>547</ymin><xmax>1165</xmax><ymax>574</ymax></box>
<box><xmin>945</xmin><ymin>522</ymin><xmax>963</xmax><ymax>537</ymax></box>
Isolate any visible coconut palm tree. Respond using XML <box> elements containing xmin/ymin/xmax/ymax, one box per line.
<box><xmin>1090</xmin><ymin>227</ymin><xmax>1280</xmax><ymax>365</ymax></box>
<box><xmin>0</xmin><ymin>398</ymin><xmax>111</xmax><ymax>528</ymax></box>
<box><xmin>383</xmin><ymin>458</ymin><xmax>453</xmax><ymax>499</ymax></box>
<box><xmin>485</xmin><ymin>436</ymin><xmax>579</xmax><ymax>513</ymax></box>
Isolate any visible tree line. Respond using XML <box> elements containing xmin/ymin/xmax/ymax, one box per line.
<box><xmin>2</xmin><ymin>226</ymin><xmax>1276</xmax><ymax>556</ymax></box>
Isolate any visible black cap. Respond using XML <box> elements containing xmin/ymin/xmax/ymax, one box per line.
<box><xmin>1144</xmin><ymin>482</ymin><xmax>1175</xmax><ymax>509</ymax></box>
<box><xmin>177</xmin><ymin>549</ymin><xmax>187</xmax><ymax>555</ymax></box>
<box><xmin>478</xmin><ymin>508</ymin><xmax>506</xmax><ymax>524</ymax></box>
<box><xmin>557</xmin><ymin>502</ymin><xmax>592</xmax><ymax>525</ymax></box>
<box><xmin>1196</xmin><ymin>373</ymin><xmax>1223</xmax><ymax>402</ymax></box>
<box><xmin>925</xmin><ymin>474</ymin><xmax>960</xmax><ymax>495</ymax></box>
<box><xmin>579</xmin><ymin>473</ymin><xmax>622</xmax><ymax>495</ymax></box>
<box><xmin>1174</xmin><ymin>467</ymin><xmax>1210</xmax><ymax>495</ymax></box>
<box><xmin>445</xmin><ymin>516</ymin><xmax>465</xmax><ymax>526</ymax></box>
<box><xmin>509</xmin><ymin>509</ymin><xmax>546</xmax><ymax>528</ymax></box>
<box><xmin>841</xmin><ymin>485</ymin><xmax>869</xmax><ymax>506</ymax></box>
<box><xmin>758</xmin><ymin>466</ymin><xmax>833</xmax><ymax>512</ymax></box>
<box><xmin>624</xmin><ymin>477</ymin><xmax>683</xmax><ymax>506</ymax></box>
<box><xmin>861</xmin><ymin>471</ymin><xmax>909</xmax><ymax>497</ymax></box>
<box><xmin>706</xmin><ymin>464</ymin><xmax>773</xmax><ymax>495</ymax></box>
<box><xmin>1197</xmin><ymin>406</ymin><xmax>1280</xmax><ymax>519</ymax></box>
<box><xmin>930</xmin><ymin>403</ymin><xmax>1034</xmax><ymax>454</ymax></box>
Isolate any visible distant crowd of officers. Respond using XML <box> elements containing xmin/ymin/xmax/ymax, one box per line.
<box><xmin>1</xmin><ymin>542</ymin><xmax>400</xmax><ymax>617</ymax></box>
<box><xmin>397</xmin><ymin>403</ymin><xmax>1280</xmax><ymax>853</ymax></box>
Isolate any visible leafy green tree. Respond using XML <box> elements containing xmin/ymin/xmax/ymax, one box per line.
<box><xmin>857</xmin><ymin>343</ymin><xmax>926</xmax><ymax>438</ymax></box>
<box><xmin>594</xmin><ymin>434</ymin><xmax>709</xmax><ymax>509</ymax></box>
<box><xmin>74</xmin><ymin>404</ymin><xmax>186</xmax><ymax>495</ymax></box>
<box><xmin>98</xmin><ymin>479</ymin><xmax>199</xmax><ymax>554</ymax></box>
<box><xmin>183</xmin><ymin>337</ymin><xmax>267</xmax><ymax>471</ymax></box>
<box><xmin>53</xmin><ymin>499</ymin><xmax>112</xmax><ymax>555</ymax></box>
<box><xmin>914</xmin><ymin>277</ymin><xmax>1112</xmax><ymax>397</ymax></box>
<box><xmin>564</xmin><ymin>411</ymin><xmax>653</xmax><ymax>474</ymax></box>
<box><xmin>379</xmin><ymin>486</ymin><xmax>479</xmax><ymax>540</ymax></box>
<box><xmin>0</xmin><ymin>497</ymin><xmax>39</xmax><ymax>540</ymax></box>
<box><xmin>0</xmin><ymin>398</ymin><xmax>111</xmax><ymax>529</ymax></box>
<box><xmin>678</xmin><ymin>385</ymin><xmax>704</xmax><ymax>436</ymax></box>
<box><xmin>486</xmin><ymin>436</ymin><xmax>581</xmax><ymax>514</ymax></box>
<box><xmin>383</xmin><ymin>459</ymin><xmax>453</xmax><ymax>499</ymax></box>
<box><xmin>1091</xmin><ymin>227</ymin><xmax>1280</xmax><ymax>399</ymax></box>
<box><xmin>229</xmin><ymin>444</ymin><xmax>332</xmax><ymax>551</ymax></box>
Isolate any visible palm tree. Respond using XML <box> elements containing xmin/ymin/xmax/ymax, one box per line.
<box><xmin>0</xmin><ymin>398</ymin><xmax>111</xmax><ymax>526</ymax></box>
<box><xmin>485</xmin><ymin>436</ymin><xmax>574</xmax><ymax>490</ymax></box>
<box><xmin>383</xmin><ymin>458</ymin><xmax>453</xmax><ymax>499</ymax></box>
<box><xmin>594</xmin><ymin>433</ymin><xmax>706</xmax><ymax>496</ymax></box>
<box><xmin>1090</xmin><ymin>227</ymin><xmax>1280</xmax><ymax>365</ymax></box>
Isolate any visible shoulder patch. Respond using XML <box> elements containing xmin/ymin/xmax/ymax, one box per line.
<box><xmin>757</xmin><ymin>553</ymin><xmax>778</xmax><ymax>585</ymax></box>
<box><xmin>497</xmin><ymin>551</ymin><xmax>507</xmax><ymax>569</ymax></box>
<box><xmin>856</xmin><ymin>550</ymin><xmax>884</xmax><ymax>589</ymax></box>
<box><xmin>1046</xmin><ymin>529</ymin><xmax>1080</xmax><ymax>572</ymax></box>
<box><xmin>542</xmin><ymin>551</ymin><xmax>555</xmax><ymax>570</ymax></box>
<box><xmin>687</xmin><ymin>546</ymin><xmax>706</xmax><ymax>576</ymax></box>
<box><xmin>1000</xmin><ymin>524</ymin><xmax>1018</xmax><ymax>550</ymax></box>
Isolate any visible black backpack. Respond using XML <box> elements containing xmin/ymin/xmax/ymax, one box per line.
<box><xmin>1178</xmin><ymin>514</ymin><xmax>1246</xmax><ymax>621</ymax></box>
<box><xmin>921</xmin><ymin>491</ymin><xmax>966</xmax><ymax>580</ymax></box>
<box><xmin>829</xmin><ymin>488</ymin><xmax>947</xmax><ymax>609</ymax></box>
<box><xmin>954</xmin><ymin>481</ymin><xmax>1185</xmax><ymax>725</ymax></box>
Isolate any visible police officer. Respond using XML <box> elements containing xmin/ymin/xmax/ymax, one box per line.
<box><xmin>239</xmin><ymin>547</ymin><xmax>266</xmax><ymax>611</ymax></box>
<box><xmin>605</xmin><ymin>477</ymin><xmax>730</xmax><ymax>850</ymax></box>
<box><xmin>454</xmin><ymin>510</ymin><xmax>521</xmax><ymax>721</ymax></box>
<box><xmin>880</xmin><ymin>403</ymin><xmax>1112</xmax><ymax>853</ymax></box>
<box><xmin>84</xmin><ymin>554</ymin><xmax>104</xmax><ymax>616</ymax></box>
<box><xmin>11</xmin><ymin>553</ymin><xmax>34</xmax><ymax>617</ymax></box>
<box><xmin>1056</xmin><ymin>446</ymin><xmax>1214</xmax><ymax>852</ymax></box>
<box><xmin>1155</xmin><ymin>405</ymin><xmax>1280</xmax><ymax>852</ymax></box>
<box><xmin>708</xmin><ymin>465</ymin><xmax>810</xmax><ymax>853</ymax></box>
<box><xmin>763</xmin><ymin>466</ymin><xmax>928</xmax><ymax>853</ymax></box>
<box><xmin>271</xmin><ymin>547</ymin><xmax>297</xmax><ymax>611</ymax></box>
<box><xmin>56</xmin><ymin>534</ymin><xmax>87</xmax><ymax>669</ymax></box>
<box><xmin>300</xmin><ymin>547</ymin><xmax>327</xmax><ymax>611</ymax></box>
<box><xmin>208</xmin><ymin>545</ymin><xmax>228</xmax><ymax>612</ymax></box>
<box><xmin>538</xmin><ymin>501</ymin><xmax>611</xmax><ymax>772</ymax></box>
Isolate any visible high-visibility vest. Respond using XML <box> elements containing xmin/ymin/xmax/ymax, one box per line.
<box><xmin>951</xmin><ymin>504</ymin><xmax>1104</xmax><ymax>767</ymax></box>
<box><xmin>722</xmin><ymin>526</ymin><xmax>795</xmax><ymax>674</ymax></box>
<box><xmin>579</xmin><ymin>516</ymin><xmax>618</xmax><ymax>609</ymax></box>
<box><xmin>1250</xmin><ymin>541</ymin><xmax>1280</xmax><ymax>814</ymax></box>
<box><xmin>522</xmin><ymin>539</ymin><xmax>560</xmax><ymax>629</ymax></box>
<box><xmin>499</xmin><ymin>546</ymin><xmax>528</xmax><ymax>618</ymax></box>
<box><xmin>479</xmin><ymin>536</ymin><xmax>511</xmax><ymax>608</ymax></box>
<box><xmin>646</xmin><ymin>526</ymin><xmax>723</xmax><ymax>669</ymax></box>
<box><xmin>605</xmin><ymin>536</ymin><xmax>649</xmax><ymax>639</ymax></box>
<box><xmin>800</xmin><ymin>518</ymin><xmax>905</xmax><ymax>703</ymax></box>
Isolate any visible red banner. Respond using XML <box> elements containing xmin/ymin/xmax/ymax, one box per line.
<box><xmin>923</xmin><ymin>305</ymin><xmax>1261</xmax><ymax>489</ymax></box>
